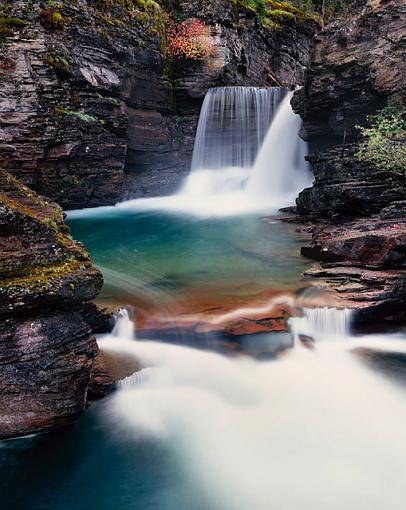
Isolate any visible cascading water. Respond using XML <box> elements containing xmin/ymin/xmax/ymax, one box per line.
<box><xmin>177</xmin><ymin>87</ymin><xmax>313</xmax><ymax>213</ymax></box>
<box><xmin>74</xmin><ymin>85</ymin><xmax>313</xmax><ymax>218</ymax></box>
<box><xmin>289</xmin><ymin>307</ymin><xmax>353</xmax><ymax>344</ymax></box>
<box><xmin>247</xmin><ymin>90</ymin><xmax>312</xmax><ymax>199</ymax></box>
<box><xmin>96</xmin><ymin>309</ymin><xmax>406</xmax><ymax>510</ymax></box>
<box><xmin>191</xmin><ymin>87</ymin><xmax>286</xmax><ymax>171</ymax></box>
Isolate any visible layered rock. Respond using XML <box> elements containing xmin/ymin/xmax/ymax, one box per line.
<box><xmin>0</xmin><ymin>0</ymin><xmax>318</xmax><ymax>208</ymax></box>
<box><xmin>292</xmin><ymin>0</ymin><xmax>406</xmax><ymax>326</ymax></box>
<box><xmin>0</xmin><ymin>170</ymin><xmax>103</xmax><ymax>438</ymax></box>
<box><xmin>173</xmin><ymin>0</ymin><xmax>318</xmax><ymax>111</ymax></box>
<box><xmin>0</xmin><ymin>0</ymin><xmax>168</xmax><ymax>208</ymax></box>
<box><xmin>295</xmin><ymin>0</ymin><xmax>406</xmax><ymax>145</ymax></box>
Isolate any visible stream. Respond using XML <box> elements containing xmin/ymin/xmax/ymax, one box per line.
<box><xmin>1</xmin><ymin>86</ymin><xmax>406</xmax><ymax>510</ymax></box>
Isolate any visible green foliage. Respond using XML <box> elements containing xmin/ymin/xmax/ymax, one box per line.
<box><xmin>233</xmin><ymin>0</ymin><xmax>320</xmax><ymax>31</ymax></box>
<box><xmin>356</xmin><ymin>103</ymin><xmax>406</xmax><ymax>187</ymax></box>
<box><xmin>94</xmin><ymin>0</ymin><xmax>164</xmax><ymax>29</ymax></box>
<box><xmin>54</xmin><ymin>107</ymin><xmax>98</xmax><ymax>123</ymax></box>
<box><xmin>266</xmin><ymin>8</ymin><xmax>296</xmax><ymax>23</ymax></box>
<box><xmin>66</xmin><ymin>175</ymin><xmax>85</xmax><ymax>188</ymax></box>
<box><xmin>44</xmin><ymin>53</ymin><xmax>70</xmax><ymax>73</ymax></box>
<box><xmin>233</xmin><ymin>0</ymin><xmax>346</xmax><ymax>28</ymax></box>
<box><xmin>0</xmin><ymin>17</ymin><xmax>26</xmax><ymax>27</ymax></box>
<box><xmin>0</xmin><ymin>16</ymin><xmax>26</xmax><ymax>43</ymax></box>
<box><xmin>40</xmin><ymin>8</ymin><xmax>65</xmax><ymax>30</ymax></box>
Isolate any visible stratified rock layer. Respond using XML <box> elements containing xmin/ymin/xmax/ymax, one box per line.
<box><xmin>293</xmin><ymin>0</ymin><xmax>406</xmax><ymax>325</ymax></box>
<box><xmin>295</xmin><ymin>0</ymin><xmax>406</xmax><ymax>144</ymax></box>
<box><xmin>0</xmin><ymin>170</ymin><xmax>103</xmax><ymax>439</ymax></box>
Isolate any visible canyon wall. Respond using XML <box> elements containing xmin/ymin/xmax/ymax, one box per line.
<box><xmin>293</xmin><ymin>0</ymin><xmax>406</xmax><ymax>325</ymax></box>
<box><xmin>0</xmin><ymin>0</ymin><xmax>317</xmax><ymax>208</ymax></box>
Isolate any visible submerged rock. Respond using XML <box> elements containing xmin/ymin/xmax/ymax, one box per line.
<box><xmin>0</xmin><ymin>170</ymin><xmax>103</xmax><ymax>439</ymax></box>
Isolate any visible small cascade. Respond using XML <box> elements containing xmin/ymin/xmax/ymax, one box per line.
<box><xmin>191</xmin><ymin>87</ymin><xmax>287</xmax><ymax>171</ymax></box>
<box><xmin>118</xmin><ymin>367</ymin><xmax>157</xmax><ymax>389</ymax></box>
<box><xmin>111</xmin><ymin>308</ymin><xmax>136</xmax><ymax>340</ymax></box>
<box><xmin>106</xmin><ymin>330</ymin><xmax>406</xmax><ymax>510</ymax></box>
<box><xmin>289</xmin><ymin>307</ymin><xmax>353</xmax><ymax>344</ymax></box>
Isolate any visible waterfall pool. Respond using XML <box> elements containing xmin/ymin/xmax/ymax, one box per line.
<box><xmin>2</xmin><ymin>85</ymin><xmax>406</xmax><ymax>510</ymax></box>
<box><xmin>67</xmin><ymin>208</ymin><xmax>313</xmax><ymax>340</ymax></box>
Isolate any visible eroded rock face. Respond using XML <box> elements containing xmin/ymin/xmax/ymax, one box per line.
<box><xmin>292</xmin><ymin>0</ymin><xmax>406</xmax><ymax>326</ymax></box>
<box><xmin>294</xmin><ymin>0</ymin><xmax>406</xmax><ymax>144</ymax></box>
<box><xmin>0</xmin><ymin>0</ymin><xmax>317</xmax><ymax>207</ymax></box>
<box><xmin>293</xmin><ymin>0</ymin><xmax>406</xmax><ymax>219</ymax></box>
<box><xmin>174</xmin><ymin>0</ymin><xmax>318</xmax><ymax>106</ymax></box>
<box><xmin>0</xmin><ymin>1</ymin><xmax>179</xmax><ymax>208</ymax></box>
<box><xmin>0</xmin><ymin>170</ymin><xmax>103</xmax><ymax>438</ymax></box>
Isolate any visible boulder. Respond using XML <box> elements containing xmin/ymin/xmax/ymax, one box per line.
<box><xmin>0</xmin><ymin>170</ymin><xmax>103</xmax><ymax>438</ymax></box>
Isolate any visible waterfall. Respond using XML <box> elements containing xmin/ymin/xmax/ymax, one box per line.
<box><xmin>172</xmin><ymin>86</ymin><xmax>312</xmax><ymax>215</ymax></box>
<box><xmin>191</xmin><ymin>87</ymin><xmax>287</xmax><ymax>171</ymax></box>
<box><xmin>111</xmin><ymin>308</ymin><xmax>135</xmax><ymax>340</ymax></box>
<box><xmin>289</xmin><ymin>307</ymin><xmax>353</xmax><ymax>344</ymax></box>
<box><xmin>83</xmin><ymin>85</ymin><xmax>314</xmax><ymax>217</ymax></box>
<box><xmin>247</xmin><ymin>91</ymin><xmax>312</xmax><ymax>199</ymax></box>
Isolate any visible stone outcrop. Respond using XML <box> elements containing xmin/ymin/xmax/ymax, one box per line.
<box><xmin>294</xmin><ymin>0</ymin><xmax>406</xmax><ymax>145</ymax></box>
<box><xmin>293</xmin><ymin>0</ymin><xmax>406</xmax><ymax>219</ymax></box>
<box><xmin>0</xmin><ymin>170</ymin><xmax>103</xmax><ymax>439</ymax></box>
<box><xmin>0</xmin><ymin>0</ymin><xmax>317</xmax><ymax>208</ymax></box>
<box><xmin>173</xmin><ymin>0</ymin><xmax>318</xmax><ymax>108</ymax></box>
<box><xmin>296</xmin><ymin>146</ymin><xmax>406</xmax><ymax>219</ymax></box>
<box><xmin>292</xmin><ymin>0</ymin><xmax>406</xmax><ymax>326</ymax></box>
<box><xmin>0</xmin><ymin>0</ymin><xmax>168</xmax><ymax>208</ymax></box>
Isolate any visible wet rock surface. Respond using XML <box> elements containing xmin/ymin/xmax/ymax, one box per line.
<box><xmin>297</xmin><ymin>216</ymin><xmax>406</xmax><ymax>325</ymax></box>
<box><xmin>292</xmin><ymin>0</ymin><xmax>406</xmax><ymax>326</ymax></box>
<box><xmin>0</xmin><ymin>170</ymin><xmax>103</xmax><ymax>438</ymax></box>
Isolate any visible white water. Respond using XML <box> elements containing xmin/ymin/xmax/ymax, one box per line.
<box><xmin>66</xmin><ymin>87</ymin><xmax>312</xmax><ymax>220</ymax></box>
<box><xmin>248</xmin><ymin>91</ymin><xmax>312</xmax><ymax>198</ymax></box>
<box><xmin>290</xmin><ymin>307</ymin><xmax>353</xmax><ymax>343</ymax></box>
<box><xmin>99</xmin><ymin>310</ymin><xmax>406</xmax><ymax>510</ymax></box>
<box><xmin>191</xmin><ymin>87</ymin><xmax>286</xmax><ymax>171</ymax></box>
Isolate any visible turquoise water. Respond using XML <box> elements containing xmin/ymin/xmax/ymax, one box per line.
<box><xmin>68</xmin><ymin>209</ymin><xmax>312</xmax><ymax>308</ymax></box>
<box><xmin>0</xmin><ymin>209</ymin><xmax>314</xmax><ymax>509</ymax></box>
<box><xmin>2</xmin><ymin>208</ymin><xmax>406</xmax><ymax>510</ymax></box>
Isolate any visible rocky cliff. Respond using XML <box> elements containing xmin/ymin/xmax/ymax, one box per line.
<box><xmin>292</xmin><ymin>0</ymin><xmax>406</xmax><ymax>326</ymax></box>
<box><xmin>0</xmin><ymin>0</ymin><xmax>317</xmax><ymax>208</ymax></box>
<box><xmin>0</xmin><ymin>169</ymin><xmax>102</xmax><ymax>438</ymax></box>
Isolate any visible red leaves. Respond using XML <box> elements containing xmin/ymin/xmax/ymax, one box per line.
<box><xmin>165</xmin><ymin>16</ymin><xmax>215</xmax><ymax>61</ymax></box>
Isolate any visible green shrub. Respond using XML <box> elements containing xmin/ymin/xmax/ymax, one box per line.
<box><xmin>40</xmin><ymin>8</ymin><xmax>65</xmax><ymax>30</ymax></box>
<box><xmin>94</xmin><ymin>0</ymin><xmax>163</xmax><ymax>26</ymax></box>
<box><xmin>0</xmin><ymin>16</ymin><xmax>26</xmax><ymax>43</ymax></box>
<box><xmin>233</xmin><ymin>0</ymin><xmax>318</xmax><ymax>30</ymax></box>
<box><xmin>356</xmin><ymin>103</ymin><xmax>406</xmax><ymax>187</ymax></box>
<box><xmin>0</xmin><ymin>17</ymin><xmax>26</xmax><ymax>27</ymax></box>
<box><xmin>266</xmin><ymin>8</ymin><xmax>296</xmax><ymax>23</ymax></box>
<box><xmin>54</xmin><ymin>108</ymin><xmax>98</xmax><ymax>123</ymax></box>
<box><xmin>44</xmin><ymin>53</ymin><xmax>70</xmax><ymax>73</ymax></box>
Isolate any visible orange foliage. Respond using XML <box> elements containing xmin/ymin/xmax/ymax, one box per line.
<box><xmin>165</xmin><ymin>16</ymin><xmax>215</xmax><ymax>61</ymax></box>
